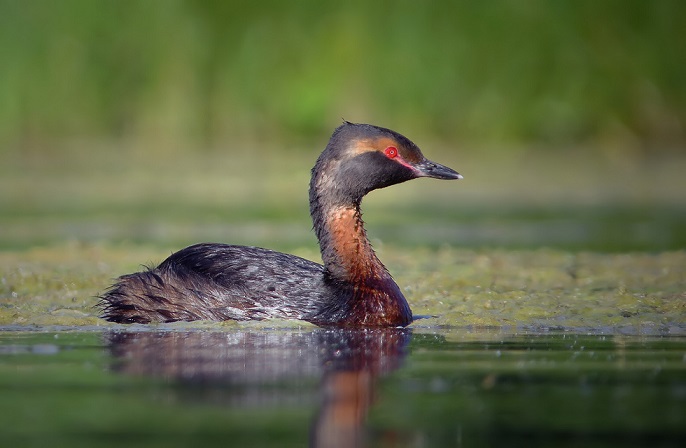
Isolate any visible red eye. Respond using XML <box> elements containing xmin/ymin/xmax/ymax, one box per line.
<box><xmin>385</xmin><ymin>146</ymin><xmax>398</xmax><ymax>158</ymax></box>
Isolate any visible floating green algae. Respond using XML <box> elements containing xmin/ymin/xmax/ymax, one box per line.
<box><xmin>393</xmin><ymin>248</ymin><xmax>686</xmax><ymax>331</ymax></box>
<box><xmin>1</xmin><ymin>243</ymin><xmax>684</xmax><ymax>332</ymax></box>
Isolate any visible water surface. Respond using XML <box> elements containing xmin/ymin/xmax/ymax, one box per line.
<box><xmin>1</xmin><ymin>328</ymin><xmax>684</xmax><ymax>447</ymax></box>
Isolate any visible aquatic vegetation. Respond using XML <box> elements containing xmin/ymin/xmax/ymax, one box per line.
<box><xmin>1</xmin><ymin>243</ymin><xmax>684</xmax><ymax>332</ymax></box>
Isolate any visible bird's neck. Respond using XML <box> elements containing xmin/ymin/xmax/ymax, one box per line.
<box><xmin>309</xmin><ymin>166</ymin><xmax>413</xmax><ymax>327</ymax></box>
<box><xmin>310</xmin><ymin>196</ymin><xmax>413</xmax><ymax>326</ymax></box>
<box><xmin>314</xmin><ymin>202</ymin><xmax>388</xmax><ymax>282</ymax></box>
<box><xmin>309</xmin><ymin>159</ymin><xmax>386</xmax><ymax>283</ymax></box>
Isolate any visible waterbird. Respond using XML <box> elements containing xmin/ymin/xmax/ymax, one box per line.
<box><xmin>99</xmin><ymin>122</ymin><xmax>462</xmax><ymax>327</ymax></box>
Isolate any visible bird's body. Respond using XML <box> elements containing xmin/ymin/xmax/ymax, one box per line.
<box><xmin>100</xmin><ymin>122</ymin><xmax>461</xmax><ymax>327</ymax></box>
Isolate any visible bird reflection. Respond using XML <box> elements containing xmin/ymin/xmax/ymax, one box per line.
<box><xmin>106</xmin><ymin>328</ymin><xmax>411</xmax><ymax>447</ymax></box>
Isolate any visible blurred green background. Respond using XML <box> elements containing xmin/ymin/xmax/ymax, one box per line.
<box><xmin>1</xmin><ymin>0</ymin><xmax>685</xmax><ymax>252</ymax></box>
<box><xmin>2</xmin><ymin>0</ymin><xmax>685</xmax><ymax>151</ymax></box>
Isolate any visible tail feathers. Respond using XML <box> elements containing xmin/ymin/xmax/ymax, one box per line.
<box><xmin>99</xmin><ymin>270</ymin><xmax>209</xmax><ymax>323</ymax></box>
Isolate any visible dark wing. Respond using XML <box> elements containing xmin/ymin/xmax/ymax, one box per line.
<box><xmin>156</xmin><ymin>243</ymin><xmax>334</xmax><ymax>320</ymax></box>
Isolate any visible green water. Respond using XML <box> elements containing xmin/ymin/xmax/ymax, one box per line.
<box><xmin>0</xmin><ymin>329</ymin><xmax>684</xmax><ymax>447</ymax></box>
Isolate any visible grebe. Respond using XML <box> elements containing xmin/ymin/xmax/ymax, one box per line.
<box><xmin>99</xmin><ymin>122</ymin><xmax>461</xmax><ymax>327</ymax></box>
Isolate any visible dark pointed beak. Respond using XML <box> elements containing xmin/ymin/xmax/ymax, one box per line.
<box><xmin>414</xmin><ymin>159</ymin><xmax>463</xmax><ymax>180</ymax></box>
